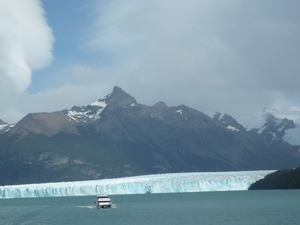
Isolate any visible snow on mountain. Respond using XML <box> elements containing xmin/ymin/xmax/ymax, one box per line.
<box><xmin>65</xmin><ymin>97</ymin><xmax>108</xmax><ymax>123</ymax></box>
<box><xmin>0</xmin><ymin>119</ymin><xmax>15</xmax><ymax>134</ymax></box>
<box><xmin>237</xmin><ymin>108</ymin><xmax>300</xmax><ymax>145</ymax></box>
<box><xmin>236</xmin><ymin>111</ymin><xmax>266</xmax><ymax>132</ymax></box>
<box><xmin>272</xmin><ymin>108</ymin><xmax>300</xmax><ymax>145</ymax></box>
<box><xmin>226</xmin><ymin>126</ymin><xmax>239</xmax><ymax>132</ymax></box>
<box><xmin>211</xmin><ymin>112</ymin><xmax>245</xmax><ymax>133</ymax></box>
<box><xmin>0</xmin><ymin>170</ymin><xmax>273</xmax><ymax>199</ymax></box>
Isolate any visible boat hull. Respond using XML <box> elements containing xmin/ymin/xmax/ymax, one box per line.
<box><xmin>95</xmin><ymin>195</ymin><xmax>112</xmax><ymax>209</ymax></box>
<box><xmin>97</xmin><ymin>204</ymin><xmax>112</xmax><ymax>209</ymax></box>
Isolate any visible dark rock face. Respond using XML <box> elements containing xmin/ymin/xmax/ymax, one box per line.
<box><xmin>0</xmin><ymin>86</ymin><xmax>300</xmax><ymax>185</ymax></box>
<box><xmin>258</xmin><ymin>113</ymin><xmax>296</xmax><ymax>145</ymax></box>
<box><xmin>249</xmin><ymin>167</ymin><xmax>300</xmax><ymax>190</ymax></box>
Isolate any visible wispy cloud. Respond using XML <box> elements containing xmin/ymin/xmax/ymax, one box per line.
<box><xmin>0</xmin><ymin>0</ymin><xmax>54</xmax><ymax>122</ymax></box>
<box><xmin>1</xmin><ymin>0</ymin><xmax>299</xmax><ymax>123</ymax></box>
<box><xmin>84</xmin><ymin>0</ymin><xmax>300</xmax><ymax>116</ymax></box>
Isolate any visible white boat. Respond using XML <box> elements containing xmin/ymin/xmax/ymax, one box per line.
<box><xmin>94</xmin><ymin>195</ymin><xmax>112</xmax><ymax>209</ymax></box>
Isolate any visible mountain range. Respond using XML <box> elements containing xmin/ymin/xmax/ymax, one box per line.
<box><xmin>0</xmin><ymin>86</ymin><xmax>299</xmax><ymax>185</ymax></box>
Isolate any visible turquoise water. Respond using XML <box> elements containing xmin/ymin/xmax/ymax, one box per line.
<box><xmin>0</xmin><ymin>190</ymin><xmax>299</xmax><ymax>225</ymax></box>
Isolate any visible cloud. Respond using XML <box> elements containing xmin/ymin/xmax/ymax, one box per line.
<box><xmin>85</xmin><ymin>0</ymin><xmax>300</xmax><ymax>117</ymax></box>
<box><xmin>20</xmin><ymin>84</ymin><xmax>102</xmax><ymax>114</ymax></box>
<box><xmin>0</xmin><ymin>30</ymin><xmax>31</xmax><ymax>92</ymax></box>
<box><xmin>0</xmin><ymin>0</ymin><xmax>54</xmax><ymax>123</ymax></box>
<box><xmin>2</xmin><ymin>0</ymin><xmax>299</xmax><ymax>123</ymax></box>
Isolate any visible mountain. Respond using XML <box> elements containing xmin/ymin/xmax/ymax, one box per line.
<box><xmin>237</xmin><ymin>108</ymin><xmax>300</xmax><ymax>146</ymax></box>
<box><xmin>0</xmin><ymin>119</ymin><xmax>14</xmax><ymax>135</ymax></box>
<box><xmin>0</xmin><ymin>86</ymin><xmax>300</xmax><ymax>185</ymax></box>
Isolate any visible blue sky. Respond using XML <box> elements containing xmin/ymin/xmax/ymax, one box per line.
<box><xmin>0</xmin><ymin>0</ymin><xmax>300</xmax><ymax>123</ymax></box>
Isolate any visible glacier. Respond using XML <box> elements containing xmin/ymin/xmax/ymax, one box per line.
<box><xmin>0</xmin><ymin>170</ymin><xmax>273</xmax><ymax>199</ymax></box>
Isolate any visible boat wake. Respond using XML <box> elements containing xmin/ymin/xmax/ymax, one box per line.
<box><xmin>75</xmin><ymin>204</ymin><xmax>117</xmax><ymax>209</ymax></box>
<box><xmin>75</xmin><ymin>205</ymin><xmax>95</xmax><ymax>209</ymax></box>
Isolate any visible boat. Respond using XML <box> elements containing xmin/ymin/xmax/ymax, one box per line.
<box><xmin>94</xmin><ymin>195</ymin><xmax>112</xmax><ymax>209</ymax></box>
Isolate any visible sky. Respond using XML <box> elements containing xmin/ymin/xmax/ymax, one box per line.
<box><xmin>0</xmin><ymin>0</ymin><xmax>300</xmax><ymax>123</ymax></box>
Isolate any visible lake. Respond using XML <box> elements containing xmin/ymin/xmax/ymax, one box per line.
<box><xmin>0</xmin><ymin>190</ymin><xmax>299</xmax><ymax>225</ymax></box>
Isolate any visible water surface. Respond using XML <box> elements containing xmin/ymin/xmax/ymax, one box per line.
<box><xmin>0</xmin><ymin>190</ymin><xmax>299</xmax><ymax>225</ymax></box>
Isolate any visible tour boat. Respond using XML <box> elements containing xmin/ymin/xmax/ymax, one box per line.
<box><xmin>94</xmin><ymin>195</ymin><xmax>112</xmax><ymax>209</ymax></box>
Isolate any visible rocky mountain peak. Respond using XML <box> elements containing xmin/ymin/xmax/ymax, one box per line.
<box><xmin>63</xmin><ymin>86</ymin><xmax>137</xmax><ymax>123</ymax></box>
<box><xmin>106</xmin><ymin>86</ymin><xmax>137</xmax><ymax>107</ymax></box>
<box><xmin>65</xmin><ymin>97</ymin><xmax>107</xmax><ymax>123</ymax></box>
<box><xmin>237</xmin><ymin>107</ymin><xmax>300</xmax><ymax>146</ymax></box>
<box><xmin>263</xmin><ymin>113</ymin><xmax>278</xmax><ymax>125</ymax></box>
<box><xmin>153</xmin><ymin>101</ymin><xmax>168</xmax><ymax>108</ymax></box>
<box><xmin>259</xmin><ymin>113</ymin><xmax>296</xmax><ymax>145</ymax></box>
<box><xmin>212</xmin><ymin>112</ymin><xmax>246</xmax><ymax>132</ymax></box>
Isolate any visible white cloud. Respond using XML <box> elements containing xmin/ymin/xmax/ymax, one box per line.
<box><xmin>0</xmin><ymin>30</ymin><xmax>31</xmax><ymax>92</ymax></box>
<box><xmin>9</xmin><ymin>0</ymin><xmax>54</xmax><ymax>70</ymax></box>
<box><xmin>20</xmin><ymin>84</ymin><xmax>103</xmax><ymax>114</ymax></box>
<box><xmin>2</xmin><ymin>0</ymin><xmax>300</xmax><ymax>123</ymax></box>
<box><xmin>84</xmin><ymin>0</ymin><xmax>300</xmax><ymax>117</ymax></box>
<box><xmin>0</xmin><ymin>0</ymin><xmax>54</xmax><ymax>123</ymax></box>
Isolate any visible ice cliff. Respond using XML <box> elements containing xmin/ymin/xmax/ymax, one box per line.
<box><xmin>0</xmin><ymin>170</ymin><xmax>273</xmax><ymax>199</ymax></box>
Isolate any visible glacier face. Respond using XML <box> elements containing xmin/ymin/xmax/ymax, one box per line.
<box><xmin>0</xmin><ymin>170</ymin><xmax>273</xmax><ymax>199</ymax></box>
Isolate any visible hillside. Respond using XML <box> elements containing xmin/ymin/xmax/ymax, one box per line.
<box><xmin>249</xmin><ymin>167</ymin><xmax>300</xmax><ymax>190</ymax></box>
<box><xmin>0</xmin><ymin>86</ymin><xmax>300</xmax><ymax>185</ymax></box>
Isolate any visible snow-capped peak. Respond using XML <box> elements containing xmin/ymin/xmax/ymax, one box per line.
<box><xmin>237</xmin><ymin>108</ymin><xmax>300</xmax><ymax>145</ymax></box>
<box><xmin>0</xmin><ymin>120</ymin><xmax>15</xmax><ymax>134</ymax></box>
<box><xmin>263</xmin><ymin>107</ymin><xmax>300</xmax><ymax>122</ymax></box>
<box><xmin>66</xmin><ymin>97</ymin><xmax>107</xmax><ymax>123</ymax></box>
